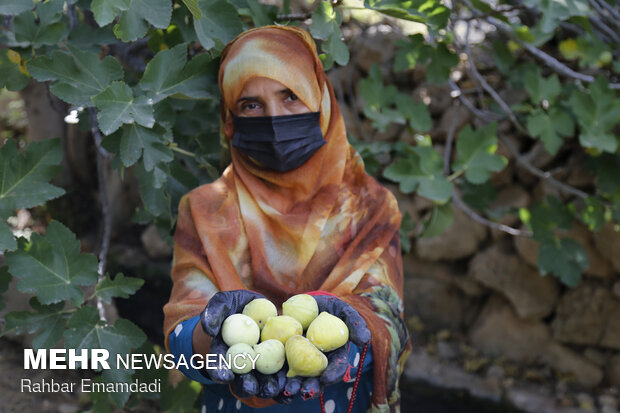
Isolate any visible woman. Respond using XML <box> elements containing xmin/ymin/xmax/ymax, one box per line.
<box><xmin>163</xmin><ymin>25</ymin><xmax>411</xmax><ymax>412</ymax></box>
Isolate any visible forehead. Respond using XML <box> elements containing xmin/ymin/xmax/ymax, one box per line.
<box><xmin>238</xmin><ymin>77</ymin><xmax>289</xmax><ymax>98</ymax></box>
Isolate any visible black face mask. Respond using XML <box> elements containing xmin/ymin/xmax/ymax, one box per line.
<box><xmin>231</xmin><ymin>111</ymin><xmax>326</xmax><ymax>172</ymax></box>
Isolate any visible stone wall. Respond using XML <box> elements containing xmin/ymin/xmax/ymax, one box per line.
<box><xmin>328</xmin><ymin>26</ymin><xmax>620</xmax><ymax>394</ymax></box>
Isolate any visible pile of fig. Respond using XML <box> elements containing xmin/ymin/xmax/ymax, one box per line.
<box><xmin>221</xmin><ymin>294</ymin><xmax>349</xmax><ymax>378</ymax></box>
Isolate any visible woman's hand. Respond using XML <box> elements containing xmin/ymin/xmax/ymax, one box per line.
<box><xmin>199</xmin><ymin>290</ymin><xmax>265</xmax><ymax>386</ymax></box>
<box><xmin>273</xmin><ymin>294</ymin><xmax>372</xmax><ymax>403</ymax></box>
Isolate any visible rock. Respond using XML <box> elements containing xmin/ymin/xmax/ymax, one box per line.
<box><xmin>593</xmin><ymin>222</ymin><xmax>620</xmax><ymax>273</ymax></box>
<box><xmin>403</xmin><ymin>347</ymin><xmax>503</xmax><ymax>402</ymax></box>
<box><xmin>516</xmin><ymin>141</ymin><xmax>556</xmax><ymax>184</ymax></box>
<box><xmin>610</xmin><ymin>354</ymin><xmax>620</xmax><ymax>389</ymax></box>
<box><xmin>412</xmin><ymin>83</ymin><xmax>452</xmax><ymax>115</ymax></box>
<box><xmin>141</xmin><ymin>223</ymin><xmax>173</xmax><ymax>259</ymax></box>
<box><xmin>514</xmin><ymin>223</ymin><xmax>613</xmax><ymax>278</ymax></box>
<box><xmin>359</xmin><ymin>118</ymin><xmax>401</xmax><ymax>142</ymax></box>
<box><xmin>533</xmin><ymin>179</ymin><xmax>563</xmax><ymax>200</ymax></box>
<box><xmin>490</xmin><ymin>185</ymin><xmax>531</xmax><ymax>215</ymax></box>
<box><xmin>542</xmin><ymin>342</ymin><xmax>603</xmax><ymax>388</ymax></box>
<box><xmin>468</xmin><ymin>245</ymin><xmax>559</xmax><ymax>320</ymax></box>
<box><xmin>432</xmin><ymin>104</ymin><xmax>471</xmax><ymax>142</ymax></box>
<box><xmin>601</xmin><ymin>304</ymin><xmax>620</xmax><ymax>349</ymax></box>
<box><xmin>565</xmin><ymin>154</ymin><xmax>594</xmax><ymax>188</ymax></box>
<box><xmin>552</xmin><ymin>283</ymin><xmax>618</xmax><ymax>347</ymax></box>
<box><xmin>571</xmin><ymin>223</ymin><xmax>614</xmax><ymax>278</ymax></box>
<box><xmin>575</xmin><ymin>393</ymin><xmax>596</xmax><ymax>412</ymax></box>
<box><xmin>412</xmin><ymin>195</ymin><xmax>434</xmax><ymax>214</ymax></box>
<box><xmin>614</xmin><ymin>282</ymin><xmax>620</xmax><ymax>299</ymax></box>
<box><xmin>469</xmin><ymin>295</ymin><xmax>553</xmax><ymax>361</ymax></box>
<box><xmin>490</xmin><ymin>161</ymin><xmax>515</xmax><ymax>189</ymax></box>
<box><xmin>488</xmin><ymin>186</ymin><xmax>531</xmax><ymax>238</ymax></box>
<box><xmin>514</xmin><ymin>232</ymin><xmax>539</xmax><ymax>268</ymax></box>
<box><xmin>353</xmin><ymin>31</ymin><xmax>397</xmax><ymax>74</ymax></box>
<box><xmin>416</xmin><ymin>204</ymin><xmax>487</xmax><ymax>261</ymax></box>
<box><xmin>599</xmin><ymin>394</ymin><xmax>618</xmax><ymax>413</ymax></box>
<box><xmin>505</xmin><ymin>385</ymin><xmax>563</xmax><ymax>413</ymax></box>
<box><xmin>403</xmin><ymin>256</ymin><xmax>477</xmax><ymax>330</ymax></box>
<box><xmin>583</xmin><ymin>348</ymin><xmax>607</xmax><ymax>367</ymax></box>
<box><xmin>470</xmin><ymin>295</ymin><xmax>603</xmax><ymax>388</ymax></box>
<box><xmin>436</xmin><ymin>340</ymin><xmax>460</xmax><ymax>360</ymax></box>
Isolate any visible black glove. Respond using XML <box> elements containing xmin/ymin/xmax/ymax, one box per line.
<box><xmin>199</xmin><ymin>290</ymin><xmax>265</xmax><ymax>386</ymax></box>
<box><xmin>312</xmin><ymin>294</ymin><xmax>371</xmax><ymax>347</ymax></box>
<box><xmin>276</xmin><ymin>294</ymin><xmax>372</xmax><ymax>400</ymax></box>
<box><xmin>200</xmin><ymin>289</ymin><xmax>265</xmax><ymax>336</ymax></box>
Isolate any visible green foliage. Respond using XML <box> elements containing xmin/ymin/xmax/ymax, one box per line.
<box><xmin>3</xmin><ymin>297</ymin><xmax>67</xmax><ymax>349</ymax></box>
<box><xmin>27</xmin><ymin>45</ymin><xmax>124</xmax><ymax>107</ymax></box>
<box><xmin>93</xmin><ymin>81</ymin><xmax>155</xmax><ymax>135</ymax></box>
<box><xmin>13</xmin><ymin>10</ymin><xmax>67</xmax><ymax>47</ymax></box>
<box><xmin>91</xmin><ymin>0</ymin><xmax>130</xmax><ymax>27</ymax></box>
<box><xmin>0</xmin><ymin>266</ymin><xmax>12</xmax><ymax>311</ymax></box>
<box><xmin>364</xmin><ymin>0</ymin><xmax>450</xmax><ymax>28</ymax></box>
<box><xmin>138</xmin><ymin>44</ymin><xmax>216</xmax><ymax>103</ymax></box>
<box><xmin>420</xmin><ymin>203</ymin><xmax>454</xmax><ymax>238</ymax></box>
<box><xmin>0</xmin><ymin>0</ymin><xmax>35</xmax><ymax>16</ymax></box>
<box><xmin>311</xmin><ymin>1</ymin><xmax>349</xmax><ymax>70</ymax></box>
<box><xmin>113</xmin><ymin>0</ymin><xmax>172</xmax><ymax>42</ymax></box>
<box><xmin>538</xmin><ymin>238</ymin><xmax>589</xmax><ymax>287</ymax></box>
<box><xmin>383</xmin><ymin>144</ymin><xmax>452</xmax><ymax>203</ymax></box>
<box><xmin>569</xmin><ymin>77</ymin><xmax>620</xmax><ymax>153</ymax></box>
<box><xmin>194</xmin><ymin>0</ymin><xmax>243</xmax><ymax>51</ymax></box>
<box><xmin>0</xmin><ymin>139</ymin><xmax>65</xmax><ymax>251</ymax></box>
<box><xmin>394</xmin><ymin>35</ymin><xmax>459</xmax><ymax>83</ymax></box>
<box><xmin>521</xmin><ymin>0</ymin><xmax>590</xmax><ymax>34</ymax></box>
<box><xmin>0</xmin><ymin>49</ymin><xmax>29</xmax><ymax>91</ymax></box>
<box><xmin>96</xmin><ymin>273</ymin><xmax>145</xmax><ymax>304</ymax></box>
<box><xmin>1</xmin><ymin>0</ymin><xmax>620</xmax><ymax>410</ymax></box>
<box><xmin>6</xmin><ymin>220</ymin><xmax>99</xmax><ymax>306</ymax></box>
<box><xmin>453</xmin><ymin>123</ymin><xmax>507</xmax><ymax>185</ymax></box>
<box><xmin>360</xmin><ymin>64</ymin><xmax>431</xmax><ymax>132</ymax></box>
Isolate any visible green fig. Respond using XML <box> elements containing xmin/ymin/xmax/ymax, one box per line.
<box><xmin>226</xmin><ymin>343</ymin><xmax>258</xmax><ymax>374</ymax></box>
<box><xmin>285</xmin><ymin>335</ymin><xmax>328</xmax><ymax>377</ymax></box>
<box><xmin>261</xmin><ymin>315</ymin><xmax>303</xmax><ymax>345</ymax></box>
<box><xmin>242</xmin><ymin>298</ymin><xmax>278</xmax><ymax>330</ymax></box>
<box><xmin>253</xmin><ymin>339</ymin><xmax>286</xmax><ymax>374</ymax></box>
<box><xmin>282</xmin><ymin>294</ymin><xmax>319</xmax><ymax>330</ymax></box>
<box><xmin>221</xmin><ymin>313</ymin><xmax>260</xmax><ymax>347</ymax></box>
<box><xmin>306</xmin><ymin>311</ymin><xmax>349</xmax><ymax>352</ymax></box>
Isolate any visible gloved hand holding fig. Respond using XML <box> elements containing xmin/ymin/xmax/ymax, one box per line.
<box><xmin>199</xmin><ymin>291</ymin><xmax>370</xmax><ymax>401</ymax></box>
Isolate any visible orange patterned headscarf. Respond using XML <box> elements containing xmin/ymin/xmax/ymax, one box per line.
<box><xmin>163</xmin><ymin>25</ymin><xmax>411</xmax><ymax>412</ymax></box>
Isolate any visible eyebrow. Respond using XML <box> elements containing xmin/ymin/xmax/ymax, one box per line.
<box><xmin>236</xmin><ymin>88</ymin><xmax>293</xmax><ymax>104</ymax></box>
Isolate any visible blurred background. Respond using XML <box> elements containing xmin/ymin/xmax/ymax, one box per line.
<box><xmin>1</xmin><ymin>0</ymin><xmax>619</xmax><ymax>412</ymax></box>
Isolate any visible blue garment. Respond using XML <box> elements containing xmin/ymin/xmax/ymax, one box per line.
<box><xmin>169</xmin><ymin>316</ymin><xmax>374</xmax><ymax>412</ymax></box>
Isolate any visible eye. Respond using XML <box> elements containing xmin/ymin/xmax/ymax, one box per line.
<box><xmin>286</xmin><ymin>92</ymin><xmax>299</xmax><ymax>102</ymax></box>
<box><xmin>243</xmin><ymin>102</ymin><xmax>260</xmax><ymax>110</ymax></box>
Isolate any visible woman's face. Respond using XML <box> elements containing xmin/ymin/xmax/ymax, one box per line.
<box><xmin>233</xmin><ymin>77</ymin><xmax>311</xmax><ymax>117</ymax></box>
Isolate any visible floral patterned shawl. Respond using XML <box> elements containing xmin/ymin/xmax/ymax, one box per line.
<box><xmin>163</xmin><ymin>25</ymin><xmax>411</xmax><ymax>412</ymax></box>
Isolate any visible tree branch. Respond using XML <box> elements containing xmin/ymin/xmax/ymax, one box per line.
<box><xmin>496</xmin><ymin>132</ymin><xmax>590</xmax><ymax>199</ymax></box>
<box><xmin>447</xmin><ymin>80</ymin><xmax>590</xmax><ymax>200</ymax></box>
<box><xmin>485</xmin><ymin>15</ymin><xmax>620</xmax><ymax>89</ymax></box>
<box><xmin>276</xmin><ymin>12</ymin><xmax>313</xmax><ymax>21</ymax></box>
<box><xmin>460</xmin><ymin>0</ymin><xmax>620</xmax><ymax>88</ymax></box>
<box><xmin>595</xmin><ymin>0</ymin><xmax>620</xmax><ymax>22</ymax></box>
<box><xmin>462</xmin><ymin>20</ymin><xmax>529</xmax><ymax>135</ymax></box>
<box><xmin>452</xmin><ymin>187</ymin><xmax>532</xmax><ymax>237</ymax></box>
<box><xmin>587</xmin><ymin>3</ymin><xmax>620</xmax><ymax>45</ymax></box>
<box><xmin>590</xmin><ymin>0</ymin><xmax>620</xmax><ymax>33</ymax></box>
<box><xmin>88</xmin><ymin>108</ymin><xmax>111</xmax><ymax>323</ymax></box>
<box><xmin>443</xmin><ymin>102</ymin><xmax>461</xmax><ymax>176</ymax></box>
